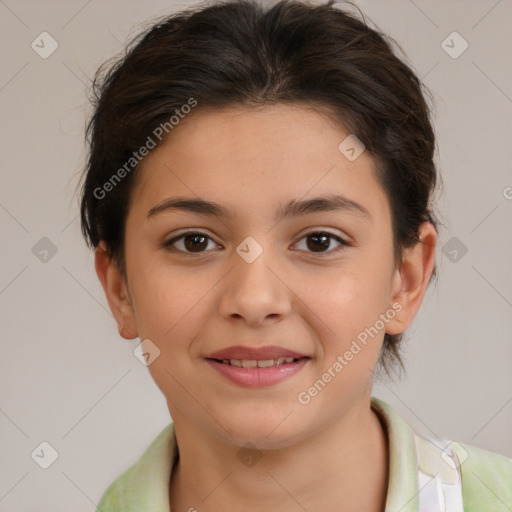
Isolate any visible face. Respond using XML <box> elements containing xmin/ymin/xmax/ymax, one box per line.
<box><xmin>96</xmin><ymin>104</ymin><xmax>436</xmax><ymax>449</ymax></box>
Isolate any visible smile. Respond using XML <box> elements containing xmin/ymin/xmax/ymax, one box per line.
<box><xmin>216</xmin><ymin>357</ymin><xmax>299</xmax><ymax>367</ymax></box>
<box><xmin>206</xmin><ymin>357</ymin><xmax>310</xmax><ymax>387</ymax></box>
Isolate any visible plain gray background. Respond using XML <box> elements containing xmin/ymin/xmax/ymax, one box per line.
<box><xmin>1</xmin><ymin>0</ymin><xmax>511</xmax><ymax>510</ymax></box>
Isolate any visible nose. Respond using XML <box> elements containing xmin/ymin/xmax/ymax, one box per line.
<box><xmin>218</xmin><ymin>241</ymin><xmax>292</xmax><ymax>327</ymax></box>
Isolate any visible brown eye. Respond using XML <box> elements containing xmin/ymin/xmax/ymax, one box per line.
<box><xmin>163</xmin><ymin>232</ymin><xmax>218</xmax><ymax>253</ymax></box>
<box><xmin>294</xmin><ymin>231</ymin><xmax>349</xmax><ymax>254</ymax></box>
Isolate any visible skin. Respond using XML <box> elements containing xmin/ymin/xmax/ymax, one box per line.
<box><xmin>95</xmin><ymin>104</ymin><xmax>436</xmax><ymax>512</ymax></box>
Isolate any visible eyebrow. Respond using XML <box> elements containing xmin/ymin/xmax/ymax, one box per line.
<box><xmin>147</xmin><ymin>194</ymin><xmax>372</xmax><ymax>223</ymax></box>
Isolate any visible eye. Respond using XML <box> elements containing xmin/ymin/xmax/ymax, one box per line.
<box><xmin>293</xmin><ymin>231</ymin><xmax>350</xmax><ymax>254</ymax></box>
<box><xmin>162</xmin><ymin>230</ymin><xmax>350</xmax><ymax>255</ymax></box>
<box><xmin>162</xmin><ymin>231</ymin><xmax>220</xmax><ymax>254</ymax></box>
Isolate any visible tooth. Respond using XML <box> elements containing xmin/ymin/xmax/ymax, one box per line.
<box><xmin>224</xmin><ymin>357</ymin><xmax>297</xmax><ymax>367</ymax></box>
<box><xmin>257</xmin><ymin>359</ymin><xmax>275</xmax><ymax>368</ymax></box>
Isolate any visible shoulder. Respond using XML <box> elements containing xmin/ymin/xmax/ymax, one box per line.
<box><xmin>96</xmin><ymin>422</ymin><xmax>176</xmax><ymax>512</ymax></box>
<box><xmin>452</xmin><ymin>440</ymin><xmax>512</xmax><ymax>511</ymax></box>
<box><xmin>370</xmin><ymin>397</ymin><xmax>512</xmax><ymax>511</ymax></box>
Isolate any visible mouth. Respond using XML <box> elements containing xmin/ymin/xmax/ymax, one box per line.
<box><xmin>207</xmin><ymin>356</ymin><xmax>309</xmax><ymax>368</ymax></box>
<box><xmin>205</xmin><ymin>356</ymin><xmax>311</xmax><ymax>388</ymax></box>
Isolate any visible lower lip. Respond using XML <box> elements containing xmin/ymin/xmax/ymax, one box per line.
<box><xmin>206</xmin><ymin>358</ymin><xmax>309</xmax><ymax>388</ymax></box>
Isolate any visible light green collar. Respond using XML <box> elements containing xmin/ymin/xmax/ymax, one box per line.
<box><xmin>98</xmin><ymin>397</ymin><xmax>421</xmax><ymax>512</ymax></box>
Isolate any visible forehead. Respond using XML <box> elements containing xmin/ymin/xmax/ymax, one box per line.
<box><xmin>130</xmin><ymin>104</ymin><xmax>390</xmax><ymax>224</ymax></box>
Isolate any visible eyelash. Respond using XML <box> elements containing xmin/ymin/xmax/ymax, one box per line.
<box><xmin>162</xmin><ymin>230</ymin><xmax>350</xmax><ymax>256</ymax></box>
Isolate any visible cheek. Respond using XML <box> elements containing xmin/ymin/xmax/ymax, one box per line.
<box><xmin>128</xmin><ymin>252</ymin><xmax>215</xmax><ymax>339</ymax></box>
<box><xmin>129</xmin><ymin>238</ymin><xmax>393</xmax><ymax>361</ymax></box>
<box><xmin>135</xmin><ymin>269</ymin><xmax>215</xmax><ymax>399</ymax></box>
<box><xmin>295</xmin><ymin>261</ymin><xmax>392</xmax><ymax>346</ymax></box>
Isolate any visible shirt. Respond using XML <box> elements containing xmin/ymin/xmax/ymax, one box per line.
<box><xmin>96</xmin><ymin>397</ymin><xmax>512</xmax><ymax>511</ymax></box>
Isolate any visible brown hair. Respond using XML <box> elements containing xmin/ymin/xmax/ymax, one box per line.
<box><xmin>78</xmin><ymin>0</ymin><xmax>441</xmax><ymax>379</ymax></box>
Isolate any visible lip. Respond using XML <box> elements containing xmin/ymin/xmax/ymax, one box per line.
<box><xmin>206</xmin><ymin>345</ymin><xmax>308</xmax><ymax>360</ymax></box>
<box><xmin>206</xmin><ymin>358</ymin><xmax>310</xmax><ymax>388</ymax></box>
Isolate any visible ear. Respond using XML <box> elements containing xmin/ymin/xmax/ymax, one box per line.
<box><xmin>94</xmin><ymin>241</ymin><xmax>138</xmax><ymax>340</ymax></box>
<box><xmin>385</xmin><ymin>222</ymin><xmax>437</xmax><ymax>335</ymax></box>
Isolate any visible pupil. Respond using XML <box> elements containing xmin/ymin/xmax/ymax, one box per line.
<box><xmin>307</xmin><ymin>233</ymin><xmax>330</xmax><ymax>252</ymax></box>
<box><xmin>182</xmin><ymin>233</ymin><xmax>331</xmax><ymax>253</ymax></box>
<box><xmin>185</xmin><ymin>234</ymin><xmax>207</xmax><ymax>252</ymax></box>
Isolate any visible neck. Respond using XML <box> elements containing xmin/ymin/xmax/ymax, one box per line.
<box><xmin>169</xmin><ymin>400</ymin><xmax>389</xmax><ymax>512</ymax></box>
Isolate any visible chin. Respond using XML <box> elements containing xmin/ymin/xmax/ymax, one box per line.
<box><xmin>217</xmin><ymin>414</ymin><xmax>311</xmax><ymax>451</ymax></box>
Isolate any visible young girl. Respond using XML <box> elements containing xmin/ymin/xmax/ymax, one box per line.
<box><xmin>78</xmin><ymin>0</ymin><xmax>512</xmax><ymax>510</ymax></box>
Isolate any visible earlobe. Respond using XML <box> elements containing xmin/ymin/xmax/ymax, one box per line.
<box><xmin>385</xmin><ymin>222</ymin><xmax>437</xmax><ymax>336</ymax></box>
<box><xmin>94</xmin><ymin>241</ymin><xmax>139</xmax><ymax>340</ymax></box>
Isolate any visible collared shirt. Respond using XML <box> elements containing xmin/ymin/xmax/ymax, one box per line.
<box><xmin>96</xmin><ymin>397</ymin><xmax>512</xmax><ymax>511</ymax></box>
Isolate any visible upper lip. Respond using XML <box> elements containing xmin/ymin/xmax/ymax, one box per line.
<box><xmin>206</xmin><ymin>345</ymin><xmax>309</xmax><ymax>360</ymax></box>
